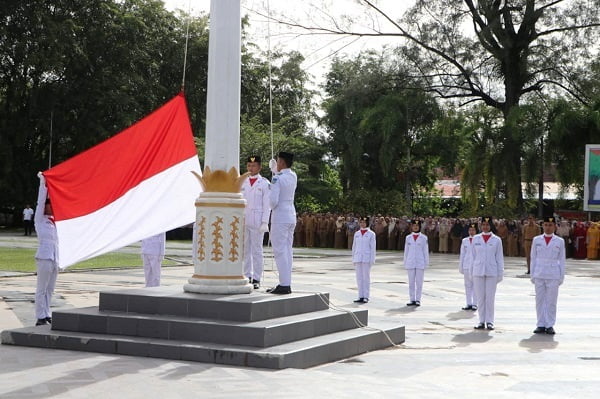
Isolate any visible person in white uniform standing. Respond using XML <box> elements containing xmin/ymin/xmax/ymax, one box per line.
<box><xmin>404</xmin><ymin>219</ymin><xmax>429</xmax><ymax>306</ymax></box>
<box><xmin>530</xmin><ymin>216</ymin><xmax>566</xmax><ymax>335</ymax></box>
<box><xmin>266</xmin><ymin>151</ymin><xmax>297</xmax><ymax>295</ymax></box>
<box><xmin>472</xmin><ymin>216</ymin><xmax>504</xmax><ymax>331</ymax></box>
<box><xmin>141</xmin><ymin>232</ymin><xmax>166</xmax><ymax>287</ymax></box>
<box><xmin>22</xmin><ymin>204</ymin><xmax>34</xmax><ymax>236</ymax></box>
<box><xmin>34</xmin><ymin>173</ymin><xmax>59</xmax><ymax>326</ymax></box>
<box><xmin>459</xmin><ymin>223</ymin><xmax>478</xmax><ymax>311</ymax></box>
<box><xmin>241</xmin><ymin>155</ymin><xmax>271</xmax><ymax>289</ymax></box>
<box><xmin>352</xmin><ymin>217</ymin><xmax>376</xmax><ymax>304</ymax></box>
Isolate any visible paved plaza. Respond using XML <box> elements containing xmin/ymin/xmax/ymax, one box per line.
<box><xmin>1</xmin><ymin>232</ymin><xmax>600</xmax><ymax>398</ymax></box>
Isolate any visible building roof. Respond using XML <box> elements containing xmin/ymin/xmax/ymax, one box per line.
<box><xmin>432</xmin><ymin>180</ymin><xmax>578</xmax><ymax>200</ymax></box>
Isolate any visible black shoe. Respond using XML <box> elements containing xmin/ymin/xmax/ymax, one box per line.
<box><xmin>486</xmin><ymin>323</ymin><xmax>495</xmax><ymax>330</ymax></box>
<box><xmin>353</xmin><ymin>298</ymin><xmax>364</xmax><ymax>303</ymax></box>
<box><xmin>533</xmin><ymin>326</ymin><xmax>546</xmax><ymax>334</ymax></box>
<box><xmin>266</xmin><ymin>285</ymin><xmax>291</xmax><ymax>295</ymax></box>
<box><xmin>474</xmin><ymin>323</ymin><xmax>485</xmax><ymax>330</ymax></box>
<box><xmin>406</xmin><ymin>301</ymin><xmax>416</xmax><ymax>306</ymax></box>
<box><xmin>45</xmin><ymin>317</ymin><xmax>52</xmax><ymax>324</ymax></box>
<box><xmin>251</xmin><ymin>279</ymin><xmax>260</xmax><ymax>289</ymax></box>
<box><xmin>545</xmin><ymin>327</ymin><xmax>556</xmax><ymax>335</ymax></box>
<box><xmin>415</xmin><ymin>301</ymin><xmax>421</xmax><ymax>307</ymax></box>
<box><xmin>471</xmin><ymin>305</ymin><xmax>477</xmax><ymax>311</ymax></box>
<box><xmin>462</xmin><ymin>305</ymin><xmax>472</xmax><ymax>310</ymax></box>
<box><xmin>35</xmin><ymin>319</ymin><xmax>48</xmax><ymax>326</ymax></box>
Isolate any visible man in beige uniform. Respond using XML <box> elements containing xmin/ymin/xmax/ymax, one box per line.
<box><xmin>304</xmin><ymin>213</ymin><xmax>316</xmax><ymax>247</ymax></box>
<box><xmin>523</xmin><ymin>215</ymin><xmax>541</xmax><ymax>274</ymax></box>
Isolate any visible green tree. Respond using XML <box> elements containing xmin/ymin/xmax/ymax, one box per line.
<box><xmin>0</xmin><ymin>0</ymin><xmax>210</xmax><ymax>211</ymax></box>
<box><xmin>276</xmin><ymin>0</ymin><xmax>600</xmax><ymax>211</ymax></box>
<box><xmin>323</xmin><ymin>50</ymin><xmax>463</xmax><ymax>214</ymax></box>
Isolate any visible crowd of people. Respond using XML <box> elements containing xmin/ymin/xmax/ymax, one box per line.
<box><xmin>291</xmin><ymin>213</ymin><xmax>599</xmax><ymax>261</ymax></box>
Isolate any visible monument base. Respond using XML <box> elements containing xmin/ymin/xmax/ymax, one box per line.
<box><xmin>1</xmin><ymin>286</ymin><xmax>405</xmax><ymax>369</ymax></box>
<box><xmin>184</xmin><ymin>276</ymin><xmax>252</xmax><ymax>294</ymax></box>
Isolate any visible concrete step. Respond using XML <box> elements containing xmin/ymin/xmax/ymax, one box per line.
<box><xmin>1</xmin><ymin>322</ymin><xmax>405</xmax><ymax>369</ymax></box>
<box><xmin>98</xmin><ymin>287</ymin><xmax>329</xmax><ymax>322</ymax></box>
<box><xmin>51</xmin><ymin>306</ymin><xmax>369</xmax><ymax>347</ymax></box>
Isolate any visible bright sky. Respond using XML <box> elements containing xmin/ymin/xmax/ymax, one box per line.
<box><xmin>163</xmin><ymin>0</ymin><xmax>413</xmax><ymax>85</ymax></box>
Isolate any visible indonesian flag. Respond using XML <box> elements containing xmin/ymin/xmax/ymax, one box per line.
<box><xmin>43</xmin><ymin>93</ymin><xmax>201</xmax><ymax>269</ymax></box>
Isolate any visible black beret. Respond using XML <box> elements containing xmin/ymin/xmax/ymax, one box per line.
<box><xmin>246</xmin><ymin>155</ymin><xmax>261</xmax><ymax>163</ymax></box>
<box><xmin>543</xmin><ymin>216</ymin><xmax>556</xmax><ymax>223</ymax></box>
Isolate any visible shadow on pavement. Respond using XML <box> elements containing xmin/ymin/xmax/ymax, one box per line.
<box><xmin>519</xmin><ymin>334</ymin><xmax>559</xmax><ymax>353</ymax></box>
<box><xmin>451</xmin><ymin>331</ymin><xmax>494</xmax><ymax>347</ymax></box>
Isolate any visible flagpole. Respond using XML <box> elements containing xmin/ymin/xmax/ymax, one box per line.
<box><xmin>49</xmin><ymin>111</ymin><xmax>53</xmax><ymax>169</ymax></box>
<box><xmin>184</xmin><ymin>0</ymin><xmax>251</xmax><ymax>294</ymax></box>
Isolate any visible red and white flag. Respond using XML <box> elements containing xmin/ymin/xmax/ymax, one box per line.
<box><xmin>43</xmin><ymin>93</ymin><xmax>201</xmax><ymax>269</ymax></box>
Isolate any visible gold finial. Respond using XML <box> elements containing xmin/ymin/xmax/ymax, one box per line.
<box><xmin>192</xmin><ymin>166</ymin><xmax>250</xmax><ymax>193</ymax></box>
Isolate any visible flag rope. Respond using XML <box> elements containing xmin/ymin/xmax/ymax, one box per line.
<box><xmin>181</xmin><ymin>0</ymin><xmax>192</xmax><ymax>91</ymax></box>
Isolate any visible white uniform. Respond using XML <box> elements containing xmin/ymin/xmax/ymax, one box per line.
<box><xmin>459</xmin><ymin>236</ymin><xmax>477</xmax><ymax>307</ymax></box>
<box><xmin>403</xmin><ymin>232</ymin><xmax>429</xmax><ymax>303</ymax></box>
<box><xmin>241</xmin><ymin>174</ymin><xmax>270</xmax><ymax>282</ymax></box>
<box><xmin>472</xmin><ymin>233</ymin><xmax>504</xmax><ymax>325</ymax></box>
<box><xmin>269</xmin><ymin>168</ymin><xmax>297</xmax><ymax>286</ymax></box>
<box><xmin>352</xmin><ymin>228</ymin><xmax>376</xmax><ymax>300</ymax></box>
<box><xmin>23</xmin><ymin>207</ymin><xmax>34</xmax><ymax>235</ymax></box>
<box><xmin>34</xmin><ymin>178</ymin><xmax>58</xmax><ymax>320</ymax></box>
<box><xmin>141</xmin><ymin>232</ymin><xmax>165</xmax><ymax>287</ymax></box>
<box><xmin>530</xmin><ymin>234</ymin><xmax>565</xmax><ymax>329</ymax></box>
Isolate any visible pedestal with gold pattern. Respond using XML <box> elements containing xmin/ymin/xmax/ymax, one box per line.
<box><xmin>184</xmin><ymin>167</ymin><xmax>252</xmax><ymax>294</ymax></box>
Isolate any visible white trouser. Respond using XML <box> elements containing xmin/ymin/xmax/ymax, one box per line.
<box><xmin>35</xmin><ymin>258</ymin><xmax>58</xmax><ymax>319</ymax></box>
<box><xmin>473</xmin><ymin>276</ymin><xmax>498</xmax><ymax>324</ymax></box>
<box><xmin>354</xmin><ymin>262</ymin><xmax>372</xmax><ymax>299</ymax></box>
<box><xmin>407</xmin><ymin>268</ymin><xmax>425</xmax><ymax>302</ymax></box>
<box><xmin>243</xmin><ymin>226</ymin><xmax>265</xmax><ymax>281</ymax></box>
<box><xmin>534</xmin><ymin>278</ymin><xmax>560</xmax><ymax>328</ymax></box>
<box><xmin>142</xmin><ymin>254</ymin><xmax>163</xmax><ymax>287</ymax></box>
<box><xmin>271</xmin><ymin>223</ymin><xmax>295</xmax><ymax>286</ymax></box>
<box><xmin>463</xmin><ymin>272</ymin><xmax>477</xmax><ymax>306</ymax></box>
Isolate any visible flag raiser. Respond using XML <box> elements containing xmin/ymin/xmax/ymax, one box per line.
<box><xmin>43</xmin><ymin>93</ymin><xmax>202</xmax><ymax>269</ymax></box>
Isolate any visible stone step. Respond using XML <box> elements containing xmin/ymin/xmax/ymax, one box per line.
<box><xmin>1</xmin><ymin>322</ymin><xmax>405</xmax><ymax>369</ymax></box>
<box><xmin>98</xmin><ymin>287</ymin><xmax>329</xmax><ymax>322</ymax></box>
<box><xmin>51</xmin><ymin>306</ymin><xmax>369</xmax><ymax>348</ymax></box>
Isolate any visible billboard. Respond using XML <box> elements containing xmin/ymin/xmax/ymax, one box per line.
<box><xmin>584</xmin><ymin>144</ymin><xmax>600</xmax><ymax>211</ymax></box>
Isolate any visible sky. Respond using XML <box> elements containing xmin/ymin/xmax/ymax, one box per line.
<box><xmin>163</xmin><ymin>0</ymin><xmax>413</xmax><ymax>85</ymax></box>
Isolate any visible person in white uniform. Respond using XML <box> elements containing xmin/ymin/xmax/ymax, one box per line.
<box><xmin>34</xmin><ymin>173</ymin><xmax>58</xmax><ymax>326</ymax></box>
<box><xmin>404</xmin><ymin>219</ymin><xmax>429</xmax><ymax>306</ymax></box>
<box><xmin>459</xmin><ymin>223</ymin><xmax>478</xmax><ymax>311</ymax></box>
<box><xmin>530</xmin><ymin>216</ymin><xmax>566</xmax><ymax>335</ymax></box>
<box><xmin>241</xmin><ymin>155</ymin><xmax>270</xmax><ymax>289</ymax></box>
<box><xmin>352</xmin><ymin>217</ymin><xmax>376</xmax><ymax>304</ymax></box>
<box><xmin>266</xmin><ymin>151</ymin><xmax>297</xmax><ymax>295</ymax></box>
<box><xmin>472</xmin><ymin>216</ymin><xmax>504</xmax><ymax>331</ymax></box>
<box><xmin>23</xmin><ymin>204</ymin><xmax>34</xmax><ymax>236</ymax></box>
<box><xmin>141</xmin><ymin>232</ymin><xmax>166</xmax><ymax>287</ymax></box>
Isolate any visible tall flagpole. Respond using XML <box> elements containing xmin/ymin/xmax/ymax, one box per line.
<box><xmin>48</xmin><ymin>111</ymin><xmax>53</xmax><ymax>168</ymax></box>
<box><xmin>184</xmin><ymin>0</ymin><xmax>251</xmax><ymax>294</ymax></box>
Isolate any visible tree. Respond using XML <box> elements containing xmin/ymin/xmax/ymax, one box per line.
<box><xmin>269</xmin><ymin>0</ymin><xmax>600</xmax><ymax>210</ymax></box>
<box><xmin>322</xmin><ymin>50</ymin><xmax>464</xmax><ymax>214</ymax></box>
<box><xmin>239</xmin><ymin>47</ymin><xmax>333</xmax><ymax>211</ymax></box>
<box><xmin>0</xmin><ymin>0</ymin><xmax>210</xmax><ymax>211</ymax></box>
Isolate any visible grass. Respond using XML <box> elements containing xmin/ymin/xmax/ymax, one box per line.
<box><xmin>0</xmin><ymin>247</ymin><xmax>178</xmax><ymax>273</ymax></box>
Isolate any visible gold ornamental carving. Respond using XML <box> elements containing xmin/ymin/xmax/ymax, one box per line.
<box><xmin>197</xmin><ymin>216</ymin><xmax>206</xmax><ymax>261</ymax></box>
<box><xmin>192</xmin><ymin>166</ymin><xmax>249</xmax><ymax>193</ymax></box>
<box><xmin>228</xmin><ymin>216</ymin><xmax>240</xmax><ymax>262</ymax></box>
<box><xmin>210</xmin><ymin>216</ymin><xmax>224</xmax><ymax>262</ymax></box>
